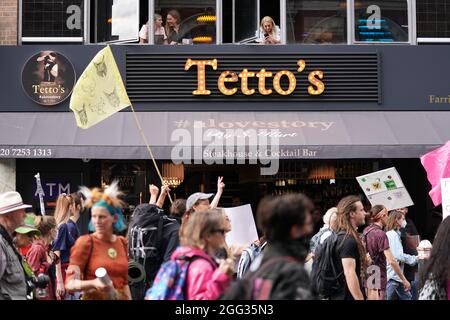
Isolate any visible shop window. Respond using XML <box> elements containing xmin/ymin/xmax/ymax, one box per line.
<box><xmin>21</xmin><ymin>0</ymin><xmax>84</xmax><ymax>42</ymax></box>
<box><xmin>286</xmin><ymin>0</ymin><xmax>347</xmax><ymax>44</ymax></box>
<box><xmin>417</xmin><ymin>0</ymin><xmax>450</xmax><ymax>39</ymax></box>
<box><xmin>150</xmin><ymin>0</ymin><xmax>216</xmax><ymax>45</ymax></box>
<box><xmin>354</xmin><ymin>0</ymin><xmax>409</xmax><ymax>43</ymax></box>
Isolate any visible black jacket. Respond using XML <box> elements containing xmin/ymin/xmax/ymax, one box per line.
<box><xmin>160</xmin><ymin>219</ymin><xmax>180</xmax><ymax>263</ymax></box>
<box><xmin>223</xmin><ymin>240</ymin><xmax>315</xmax><ymax>300</ymax></box>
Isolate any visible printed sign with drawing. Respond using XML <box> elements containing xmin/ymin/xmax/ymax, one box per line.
<box><xmin>357</xmin><ymin>167</ymin><xmax>413</xmax><ymax>211</ymax></box>
<box><xmin>441</xmin><ymin>178</ymin><xmax>450</xmax><ymax>220</ymax></box>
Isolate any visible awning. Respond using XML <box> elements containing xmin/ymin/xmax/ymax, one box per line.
<box><xmin>0</xmin><ymin>111</ymin><xmax>448</xmax><ymax>160</ymax></box>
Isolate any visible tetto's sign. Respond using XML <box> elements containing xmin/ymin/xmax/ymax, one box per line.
<box><xmin>22</xmin><ymin>51</ymin><xmax>76</xmax><ymax>106</ymax></box>
<box><xmin>126</xmin><ymin>52</ymin><xmax>380</xmax><ymax>103</ymax></box>
<box><xmin>184</xmin><ymin>59</ymin><xmax>324</xmax><ymax>96</ymax></box>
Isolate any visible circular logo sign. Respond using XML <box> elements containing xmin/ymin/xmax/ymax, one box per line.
<box><xmin>22</xmin><ymin>51</ymin><xmax>76</xmax><ymax>106</ymax></box>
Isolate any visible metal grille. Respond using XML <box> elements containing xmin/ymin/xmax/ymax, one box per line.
<box><xmin>126</xmin><ymin>52</ymin><xmax>380</xmax><ymax>103</ymax></box>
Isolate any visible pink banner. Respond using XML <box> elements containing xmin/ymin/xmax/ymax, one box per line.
<box><xmin>420</xmin><ymin>141</ymin><xmax>450</xmax><ymax>206</ymax></box>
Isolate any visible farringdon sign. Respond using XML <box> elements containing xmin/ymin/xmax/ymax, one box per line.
<box><xmin>22</xmin><ymin>51</ymin><xmax>76</xmax><ymax>106</ymax></box>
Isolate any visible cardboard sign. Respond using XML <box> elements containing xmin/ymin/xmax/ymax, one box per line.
<box><xmin>223</xmin><ymin>204</ymin><xmax>259</xmax><ymax>247</ymax></box>
<box><xmin>441</xmin><ymin>178</ymin><xmax>450</xmax><ymax>220</ymax></box>
<box><xmin>357</xmin><ymin>167</ymin><xmax>413</xmax><ymax>211</ymax></box>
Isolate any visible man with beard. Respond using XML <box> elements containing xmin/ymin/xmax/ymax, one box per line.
<box><xmin>331</xmin><ymin>196</ymin><xmax>368</xmax><ymax>300</ymax></box>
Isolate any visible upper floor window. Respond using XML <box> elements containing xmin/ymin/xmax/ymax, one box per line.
<box><xmin>222</xmin><ymin>0</ymin><xmax>280</xmax><ymax>44</ymax></box>
<box><xmin>19</xmin><ymin>0</ymin><xmax>416</xmax><ymax>45</ymax></box>
<box><xmin>141</xmin><ymin>0</ymin><xmax>216</xmax><ymax>45</ymax></box>
<box><xmin>21</xmin><ymin>0</ymin><xmax>84</xmax><ymax>42</ymax></box>
<box><xmin>417</xmin><ymin>0</ymin><xmax>450</xmax><ymax>40</ymax></box>
<box><xmin>95</xmin><ymin>0</ymin><xmax>140</xmax><ymax>43</ymax></box>
<box><xmin>287</xmin><ymin>0</ymin><xmax>347</xmax><ymax>44</ymax></box>
<box><xmin>354</xmin><ymin>0</ymin><xmax>409</xmax><ymax>43</ymax></box>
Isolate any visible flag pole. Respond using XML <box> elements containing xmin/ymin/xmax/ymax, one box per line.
<box><xmin>129</xmin><ymin>104</ymin><xmax>173</xmax><ymax>204</ymax></box>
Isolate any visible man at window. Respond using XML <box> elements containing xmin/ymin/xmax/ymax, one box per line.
<box><xmin>165</xmin><ymin>9</ymin><xmax>192</xmax><ymax>45</ymax></box>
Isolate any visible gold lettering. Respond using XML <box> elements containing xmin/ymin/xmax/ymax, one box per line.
<box><xmin>308</xmin><ymin>71</ymin><xmax>325</xmax><ymax>95</ymax></box>
<box><xmin>297</xmin><ymin>59</ymin><xmax>306</xmax><ymax>73</ymax></box>
<box><xmin>184</xmin><ymin>58</ymin><xmax>218</xmax><ymax>95</ymax></box>
<box><xmin>217</xmin><ymin>71</ymin><xmax>238</xmax><ymax>95</ymax></box>
<box><xmin>32</xmin><ymin>85</ymin><xmax>39</xmax><ymax>94</ymax></box>
<box><xmin>273</xmin><ymin>70</ymin><xmax>296</xmax><ymax>96</ymax></box>
<box><xmin>256</xmin><ymin>69</ymin><xmax>273</xmax><ymax>95</ymax></box>
<box><xmin>238</xmin><ymin>69</ymin><xmax>256</xmax><ymax>95</ymax></box>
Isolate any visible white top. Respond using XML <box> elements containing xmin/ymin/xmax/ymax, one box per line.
<box><xmin>139</xmin><ymin>24</ymin><xmax>167</xmax><ymax>40</ymax></box>
<box><xmin>255</xmin><ymin>25</ymin><xmax>281</xmax><ymax>43</ymax></box>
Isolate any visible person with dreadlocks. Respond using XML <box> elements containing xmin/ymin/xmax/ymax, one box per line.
<box><xmin>65</xmin><ymin>182</ymin><xmax>131</xmax><ymax>300</ymax></box>
<box><xmin>331</xmin><ymin>195</ymin><xmax>368</xmax><ymax>300</ymax></box>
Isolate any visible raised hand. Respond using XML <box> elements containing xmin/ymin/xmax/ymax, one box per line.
<box><xmin>149</xmin><ymin>184</ymin><xmax>159</xmax><ymax>196</ymax></box>
<box><xmin>217</xmin><ymin>176</ymin><xmax>225</xmax><ymax>193</ymax></box>
<box><xmin>161</xmin><ymin>185</ymin><xmax>171</xmax><ymax>194</ymax></box>
<box><xmin>149</xmin><ymin>184</ymin><xmax>159</xmax><ymax>205</ymax></box>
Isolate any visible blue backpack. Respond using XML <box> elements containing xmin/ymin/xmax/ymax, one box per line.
<box><xmin>145</xmin><ymin>256</ymin><xmax>211</xmax><ymax>300</ymax></box>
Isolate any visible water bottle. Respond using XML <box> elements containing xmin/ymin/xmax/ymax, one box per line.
<box><xmin>95</xmin><ymin>267</ymin><xmax>116</xmax><ymax>300</ymax></box>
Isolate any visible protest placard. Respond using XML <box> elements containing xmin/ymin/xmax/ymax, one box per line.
<box><xmin>223</xmin><ymin>204</ymin><xmax>259</xmax><ymax>247</ymax></box>
<box><xmin>356</xmin><ymin>167</ymin><xmax>413</xmax><ymax>211</ymax></box>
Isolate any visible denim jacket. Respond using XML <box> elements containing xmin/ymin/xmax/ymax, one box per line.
<box><xmin>386</xmin><ymin>230</ymin><xmax>418</xmax><ymax>283</ymax></box>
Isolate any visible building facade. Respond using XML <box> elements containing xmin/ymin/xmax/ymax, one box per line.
<box><xmin>1</xmin><ymin>0</ymin><xmax>449</xmax><ymax>238</ymax></box>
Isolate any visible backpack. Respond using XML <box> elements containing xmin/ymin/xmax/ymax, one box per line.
<box><xmin>309</xmin><ymin>227</ymin><xmax>332</xmax><ymax>253</ymax></box>
<box><xmin>127</xmin><ymin>204</ymin><xmax>177</xmax><ymax>299</ymax></box>
<box><xmin>236</xmin><ymin>242</ymin><xmax>267</xmax><ymax>279</ymax></box>
<box><xmin>144</xmin><ymin>255</ymin><xmax>213</xmax><ymax>300</ymax></box>
<box><xmin>311</xmin><ymin>230</ymin><xmax>346</xmax><ymax>299</ymax></box>
<box><xmin>224</xmin><ymin>255</ymin><xmax>298</xmax><ymax>300</ymax></box>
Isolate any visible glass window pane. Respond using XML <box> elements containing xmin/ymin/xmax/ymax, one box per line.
<box><xmin>153</xmin><ymin>0</ymin><xmax>216</xmax><ymax>45</ymax></box>
<box><xmin>287</xmin><ymin>0</ymin><xmax>347</xmax><ymax>44</ymax></box>
<box><xmin>355</xmin><ymin>0</ymin><xmax>408</xmax><ymax>42</ymax></box>
<box><xmin>22</xmin><ymin>0</ymin><xmax>84</xmax><ymax>39</ymax></box>
<box><xmin>234</xmin><ymin>0</ymin><xmax>258</xmax><ymax>43</ymax></box>
<box><xmin>96</xmin><ymin>0</ymin><xmax>139</xmax><ymax>42</ymax></box>
<box><xmin>417</xmin><ymin>0</ymin><xmax>450</xmax><ymax>38</ymax></box>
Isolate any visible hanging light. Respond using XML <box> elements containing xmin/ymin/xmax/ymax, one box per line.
<box><xmin>193</xmin><ymin>36</ymin><xmax>213</xmax><ymax>44</ymax></box>
<box><xmin>308</xmin><ymin>163</ymin><xmax>336</xmax><ymax>180</ymax></box>
<box><xmin>197</xmin><ymin>15</ymin><xmax>216</xmax><ymax>23</ymax></box>
<box><xmin>162</xmin><ymin>162</ymin><xmax>184</xmax><ymax>188</ymax></box>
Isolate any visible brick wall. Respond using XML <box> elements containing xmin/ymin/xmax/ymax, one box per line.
<box><xmin>0</xmin><ymin>0</ymin><xmax>18</xmax><ymax>45</ymax></box>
